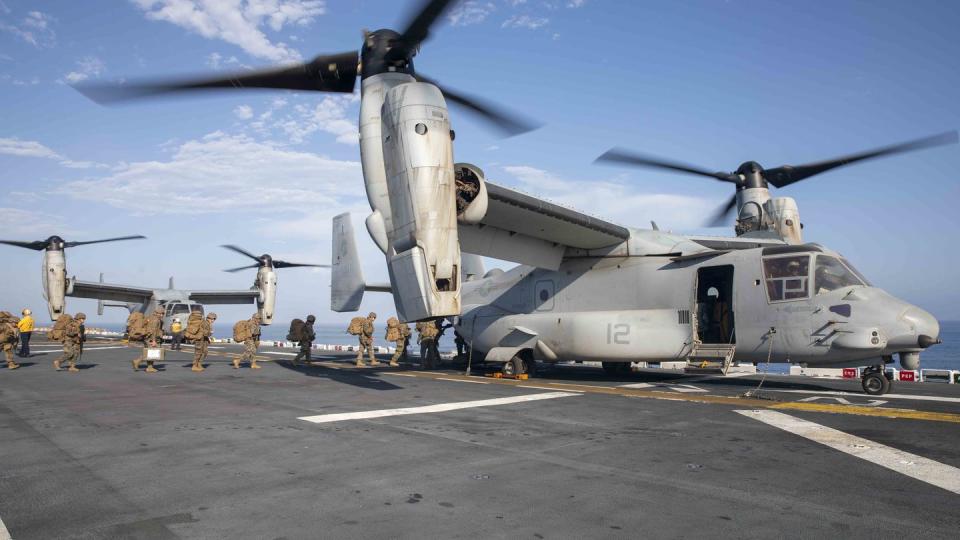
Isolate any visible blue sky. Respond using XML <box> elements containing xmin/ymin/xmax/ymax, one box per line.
<box><xmin>1</xmin><ymin>0</ymin><xmax>958</xmax><ymax>327</ymax></box>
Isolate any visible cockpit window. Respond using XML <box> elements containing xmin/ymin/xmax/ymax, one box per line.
<box><xmin>189</xmin><ymin>305</ymin><xmax>204</xmax><ymax>315</ymax></box>
<box><xmin>171</xmin><ymin>304</ymin><xmax>192</xmax><ymax>315</ymax></box>
<box><xmin>762</xmin><ymin>255</ymin><xmax>810</xmax><ymax>302</ymax></box>
<box><xmin>815</xmin><ymin>255</ymin><xmax>865</xmax><ymax>294</ymax></box>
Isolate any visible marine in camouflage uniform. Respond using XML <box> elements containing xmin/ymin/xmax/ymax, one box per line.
<box><xmin>234</xmin><ymin>313</ymin><xmax>262</xmax><ymax>370</ymax></box>
<box><xmin>356</xmin><ymin>312</ymin><xmax>378</xmax><ymax>367</ymax></box>
<box><xmin>134</xmin><ymin>308</ymin><xmax>164</xmax><ymax>373</ymax></box>
<box><xmin>54</xmin><ymin>313</ymin><xmax>85</xmax><ymax>373</ymax></box>
<box><xmin>292</xmin><ymin>315</ymin><xmax>316</xmax><ymax>366</ymax></box>
<box><xmin>192</xmin><ymin>313</ymin><xmax>217</xmax><ymax>372</ymax></box>
<box><xmin>385</xmin><ymin>317</ymin><xmax>410</xmax><ymax>367</ymax></box>
<box><xmin>0</xmin><ymin>312</ymin><xmax>21</xmax><ymax>370</ymax></box>
<box><xmin>416</xmin><ymin>320</ymin><xmax>440</xmax><ymax>369</ymax></box>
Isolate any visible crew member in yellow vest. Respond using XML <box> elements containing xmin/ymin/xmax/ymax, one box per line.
<box><xmin>17</xmin><ymin>308</ymin><xmax>34</xmax><ymax>358</ymax></box>
<box><xmin>170</xmin><ymin>317</ymin><xmax>184</xmax><ymax>350</ymax></box>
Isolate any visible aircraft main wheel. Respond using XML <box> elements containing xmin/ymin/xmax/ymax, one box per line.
<box><xmin>862</xmin><ymin>371</ymin><xmax>889</xmax><ymax>395</ymax></box>
<box><xmin>502</xmin><ymin>356</ymin><xmax>525</xmax><ymax>377</ymax></box>
<box><xmin>522</xmin><ymin>357</ymin><xmax>536</xmax><ymax>377</ymax></box>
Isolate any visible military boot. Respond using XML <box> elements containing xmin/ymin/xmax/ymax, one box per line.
<box><xmin>232</xmin><ymin>358</ymin><xmax>240</xmax><ymax>369</ymax></box>
<box><xmin>355</xmin><ymin>357</ymin><xmax>366</xmax><ymax>367</ymax></box>
<box><xmin>132</xmin><ymin>358</ymin><xmax>140</xmax><ymax>371</ymax></box>
<box><xmin>68</xmin><ymin>364</ymin><xmax>79</xmax><ymax>373</ymax></box>
<box><xmin>7</xmin><ymin>361</ymin><xmax>20</xmax><ymax>370</ymax></box>
<box><xmin>53</xmin><ymin>359</ymin><xmax>61</xmax><ymax>371</ymax></box>
<box><xmin>250</xmin><ymin>360</ymin><xmax>261</xmax><ymax>369</ymax></box>
<box><xmin>145</xmin><ymin>362</ymin><xmax>158</xmax><ymax>373</ymax></box>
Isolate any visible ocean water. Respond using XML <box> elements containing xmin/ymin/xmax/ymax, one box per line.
<box><xmin>88</xmin><ymin>320</ymin><xmax>958</xmax><ymax>371</ymax></box>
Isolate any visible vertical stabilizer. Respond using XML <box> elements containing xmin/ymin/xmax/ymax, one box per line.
<box><xmin>168</xmin><ymin>276</ymin><xmax>175</xmax><ymax>290</ymax></box>
<box><xmin>331</xmin><ymin>213</ymin><xmax>366</xmax><ymax>312</ymax></box>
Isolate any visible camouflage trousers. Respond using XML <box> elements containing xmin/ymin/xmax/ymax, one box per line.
<box><xmin>390</xmin><ymin>339</ymin><xmax>406</xmax><ymax>365</ymax></box>
<box><xmin>356</xmin><ymin>336</ymin><xmax>376</xmax><ymax>365</ymax></box>
<box><xmin>57</xmin><ymin>341</ymin><xmax>81</xmax><ymax>368</ymax></box>
<box><xmin>3</xmin><ymin>341</ymin><xmax>15</xmax><ymax>364</ymax></box>
<box><xmin>236</xmin><ymin>340</ymin><xmax>258</xmax><ymax>368</ymax></box>
<box><xmin>193</xmin><ymin>340</ymin><xmax>209</xmax><ymax>365</ymax></box>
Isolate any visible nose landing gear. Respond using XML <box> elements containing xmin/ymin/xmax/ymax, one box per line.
<box><xmin>862</xmin><ymin>365</ymin><xmax>893</xmax><ymax>395</ymax></box>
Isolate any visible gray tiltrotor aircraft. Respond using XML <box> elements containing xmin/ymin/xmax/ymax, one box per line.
<box><xmin>77</xmin><ymin>0</ymin><xmax>951</xmax><ymax>394</ymax></box>
<box><xmin>0</xmin><ymin>238</ymin><xmax>325</xmax><ymax>327</ymax></box>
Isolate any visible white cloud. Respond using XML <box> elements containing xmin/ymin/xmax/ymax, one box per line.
<box><xmin>11</xmin><ymin>76</ymin><xmax>39</xmax><ymax>85</ymax></box>
<box><xmin>501</xmin><ymin>165</ymin><xmax>713</xmax><ymax>230</ymax></box>
<box><xmin>502</xmin><ymin>15</ymin><xmax>549</xmax><ymax>30</ymax></box>
<box><xmin>0</xmin><ymin>137</ymin><xmax>109</xmax><ymax>169</ymax></box>
<box><xmin>206</xmin><ymin>51</ymin><xmax>245</xmax><ymax>70</ymax></box>
<box><xmin>63</xmin><ymin>55</ymin><xmax>105</xmax><ymax>84</ymax></box>
<box><xmin>0</xmin><ymin>207</ymin><xmax>69</xmax><ymax>237</ymax></box>
<box><xmin>133</xmin><ymin>0</ymin><xmax>325</xmax><ymax>63</ymax></box>
<box><xmin>568</xmin><ymin>0</ymin><xmax>586</xmax><ymax>7</ymax></box>
<box><xmin>247</xmin><ymin>93</ymin><xmax>358</xmax><ymax>145</ymax></box>
<box><xmin>448</xmin><ymin>1</ymin><xmax>495</xmax><ymax>27</ymax></box>
<box><xmin>233</xmin><ymin>104</ymin><xmax>254</xmax><ymax>119</ymax></box>
<box><xmin>0</xmin><ymin>10</ymin><xmax>56</xmax><ymax>48</ymax></box>
<box><xmin>57</xmin><ymin>131</ymin><xmax>364</xmax><ymax>215</ymax></box>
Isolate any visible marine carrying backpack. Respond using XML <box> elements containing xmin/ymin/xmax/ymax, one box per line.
<box><xmin>233</xmin><ymin>320</ymin><xmax>252</xmax><ymax>342</ymax></box>
<box><xmin>184</xmin><ymin>311</ymin><xmax>204</xmax><ymax>341</ymax></box>
<box><xmin>0</xmin><ymin>311</ymin><xmax>17</xmax><ymax>342</ymax></box>
<box><xmin>287</xmin><ymin>318</ymin><xmax>305</xmax><ymax>342</ymax></box>
<box><xmin>347</xmin><ymin>316</ymin><xmax>365</xmax><ymax>336</ymax></box>
<box><xmin>49</xmin><ymin>313</ymin><xmax>73</xmax><ymax>341</ymax></box>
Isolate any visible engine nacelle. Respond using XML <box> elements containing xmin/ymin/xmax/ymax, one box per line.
<box><xmin>256</xmin><ymin>266</ymin><xmax>277</xmax><ymax>325</ymax></box>
<box><xmin>42</xmin><ymin>249</ymin><xmax>67</xmax><ymax>320</ymax></box>
<box><xmin>381</xmin><ymin>81</ymin><xmax>461</xmax><ymax>321</ymax></box>
<box><xmin>771</xmin><ymin>197</ymin><xmax>802</xmax><ymax>244</ymax></box>
<box><xmin>454</xmin><ymin>162</ymin><xmax>488</xmax><ymax>225</ymax></box>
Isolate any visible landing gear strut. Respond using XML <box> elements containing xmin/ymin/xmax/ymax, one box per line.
<box><xmin>862</xmin><ymin>366</ymin><xmax>892</xmax><ymax>395</ymax></box>
<box><xmin>502</xmin><ymin>354</ymin><xmax>536</xmax><ymax>378</ymax></box>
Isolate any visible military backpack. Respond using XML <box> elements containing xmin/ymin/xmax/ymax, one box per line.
<box><xmin>49</xmin><ymin>313</ymin><xmax>73</xmax><ymax>341</ymax></box>
<box><xmin>126</xmin><ymin>312</ymin><xmax>149</xmax><ymax>340</ymax></box>
<box><xmin>0</xmin><ymin>312</ymin><xmax>17</xmax><ymax>343</ymax></box>
<box><xmin>287</xmin><ymin>318</ymin><xmax>305</xmax><ymax>342</ymax></box>
<box><xmin>347</xmin><ymin>316</ymin><xmax>365</xmax><ymax>336</ymax></box>
<box><xmin>184</xmin><ymin>311</ymin><xmax>204</xmax><ymax>341</ymax></box>
<box><xmin>233</xmin><ymin>320</ymin><xmax>252</xmax><ymax>342</ymax></box>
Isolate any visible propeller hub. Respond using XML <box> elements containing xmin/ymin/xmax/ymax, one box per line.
<box><xmin>260</xmin><ymin>254</ymin><xmax>273</xmax><ymax>267</ymax></box>
<box><xmin>735</xmin><ymin>161</ymin><xmax>768</xmax><ymax>190</ymax></box>
<box><xmin>46</xmin><ymin>236</ymin><xmax>65</xmax><ymax>250</ymax></box>
<box><xmin>361</xmin><ymin>29</ymin><xmax>416</xmax><ymax>79</ymax></box>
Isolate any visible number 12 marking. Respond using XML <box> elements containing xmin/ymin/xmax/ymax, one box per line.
<box><xmin>607</xmin><ymin>323</ymin><xmax>630</xmax><ymax>345</ymax></box>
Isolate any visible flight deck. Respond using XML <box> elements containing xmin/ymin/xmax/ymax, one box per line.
<box><xmin>1</xmin><ymin>336</ymin><xmax>958</xmax><ymax>539</ymax></box>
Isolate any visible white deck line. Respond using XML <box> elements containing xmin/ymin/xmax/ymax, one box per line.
<box><xmin>737</xmin><ymin>409</ymin><xmax>960</xmax><ymax>495</ymax></box>
<box><xmin>298</xmin><ymin>392</ymin><xmax>579</xmax><ymax>424</ymax></box>
<box><xmin>766</xmin><ymin>388</ymin><xmax>960</xmax><ymax>404</ymax></box>
<box><xmin>435</xmin><ymin>377</ymin><xmax>489</xmax><ymax>384</ymax></box>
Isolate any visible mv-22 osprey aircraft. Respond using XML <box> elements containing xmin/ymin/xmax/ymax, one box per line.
<box><xmin>79</xmin><ymin>0</ymin><xmax>952</xmax><ymax>394</ymax></box>
<box><xmin>0</xmin><ymin>238</ymin><xmax>325</xmax><ymax>327</ymax></box>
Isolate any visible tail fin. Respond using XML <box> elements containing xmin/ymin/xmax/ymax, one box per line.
<box><xmin>331</xmin><ymin>213</ymin><xmax>366</xmax><ymax>312</ymax></box>
<box><xmin>168</xmin><ymin>276</ymin><xmax>175</xmax><ymax>290</ymax></box>
<box><xmin>97</xmin><ymin>273</ymin><xmax>105</xmax><ymax>316</ymax></box>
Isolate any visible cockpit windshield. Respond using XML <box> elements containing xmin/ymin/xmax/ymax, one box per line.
<box><xmin>815</xmin><ymin>255</ymin><xmax>866</xmax><ymax>295</ymax></box>
<box><xmin>171</xmin><ymin>304</ymin><xmax>192</xmax><ymax>316</ymax></box>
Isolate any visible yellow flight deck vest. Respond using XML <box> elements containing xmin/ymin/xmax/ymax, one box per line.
<box><xmin>18</xmin><ymin>316</ymin><xmax>35</xmax><ymax>333</ymax></box>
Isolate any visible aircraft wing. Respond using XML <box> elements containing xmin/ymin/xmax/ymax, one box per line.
<box><xmin>68</xmin><ymin>279</ymin><xmax>155</xmax><ymax>304</ymax></box>
<box><xmin>459</xmin><ymin>181</ymin><xmax>631</xmax><ymax>270</ymax></box>
<box><xmin>188</xmin><ymin>290</ymin><xmax>260</xmax><ymax>305</ymax></box>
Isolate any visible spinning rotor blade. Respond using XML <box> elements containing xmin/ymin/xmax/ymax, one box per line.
<box><xmin>221</xmin><ymin>244</ymin><xmax>261</xmax><ymax>262</ymax></box>
<box><xmin>64</xmin><ymin>235</ymin><xmax>147</xmax><ymax>247</ymax></box>
<box><xmin>704</xmin><ymin>194</ymin><xmax>738</xmax><ymax>228</ymax></box>
<box><xmin>76</xmin><ymin>51</ymin><xmax>359</xmax><ymax>104</ymax></box>
<box><xmin>223</xmin><ymin>264</ymin><xmax>260</xmax><ymax>273</ymax></box>
<box><xmin>0</xmin><ymin>239</ymin><xmax>48</xmax><ymax>251</ymax></box>
<box><xmin>416</xmin><ymin>73</ymin><xmax>540</xmax><ymax>136</ymax></box>
<box><xmin>765</xmin><ymin>131</ymin><xmax>959</xmax><ymax>188</ymax></box>
<box><xmin>398</xmin><ymin>0</ymin><xmax>458</xmax><ymax>50</ymax></box>
<box><xmin>273</xmin><ymin>261</ymin><xmax>331</xmax><ymax>270</ymax></box>
<box><xmin>594</xmin><ymin>148</ymin><xmax>739</xmax><ymax>183</ymax></box>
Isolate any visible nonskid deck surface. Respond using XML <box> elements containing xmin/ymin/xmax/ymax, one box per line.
<box><xmin>2</xmin><ymin>338</ymin><xmax>959</xmax><ymax>539</ymax></box>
